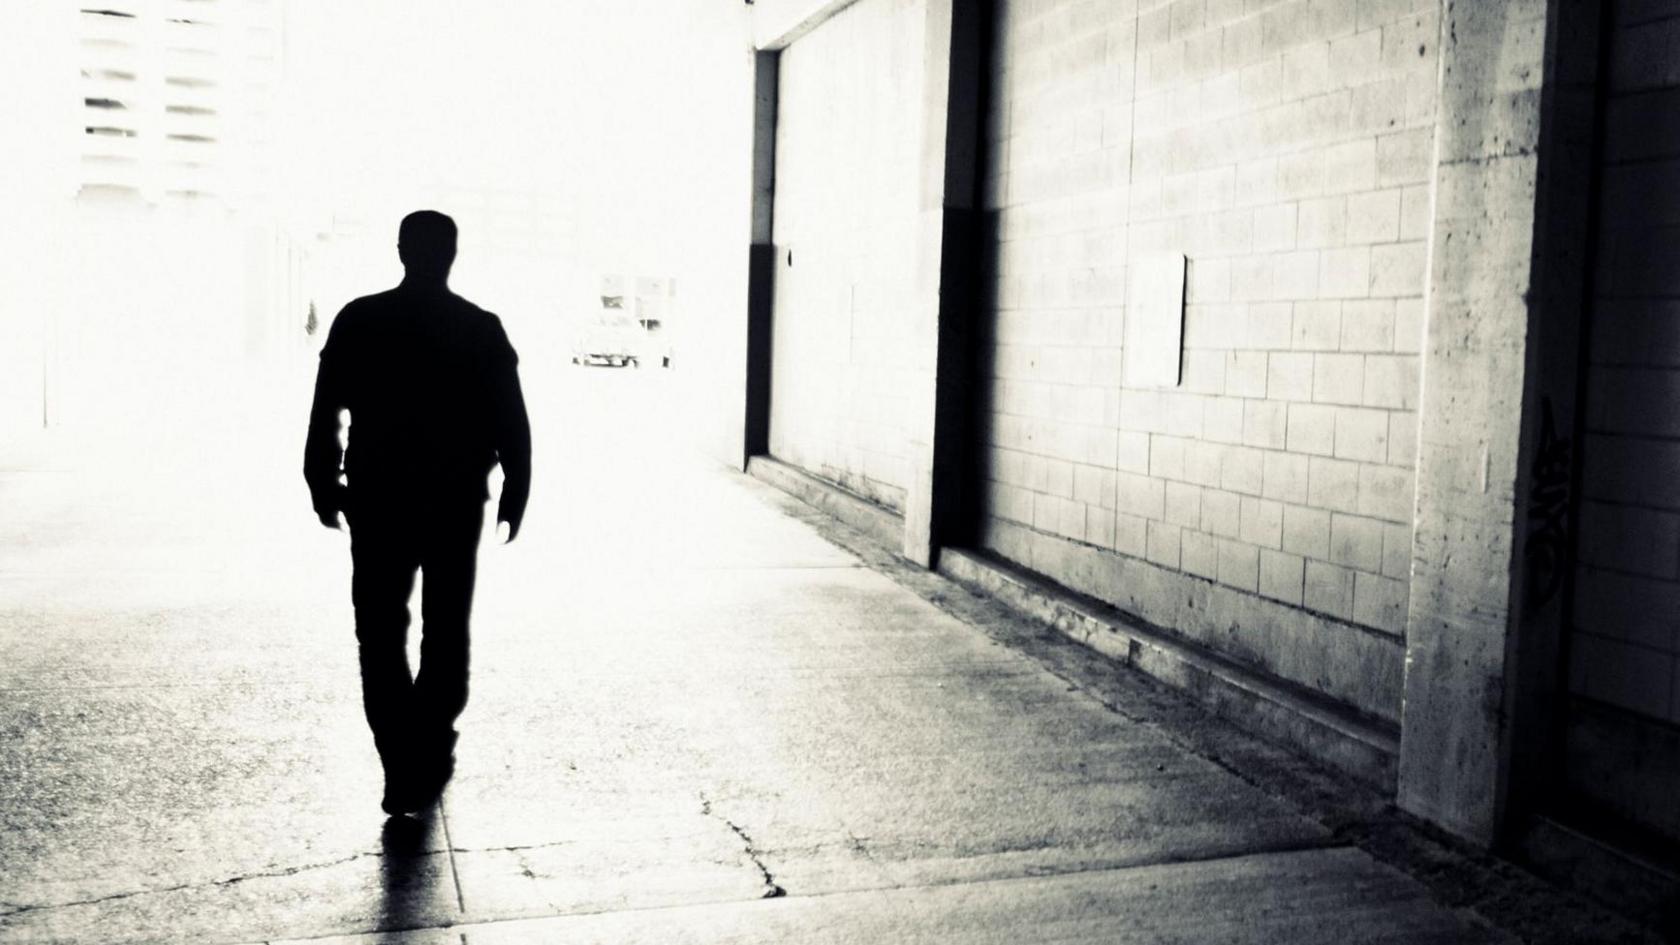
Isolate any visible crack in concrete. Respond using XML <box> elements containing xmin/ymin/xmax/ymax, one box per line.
<box><xmin>452</xmin><ymin>840</ymin><xmax>578</xmax><ymax>855</ymax></box>
<box><xmin>698</xmin><ymin>793</ymin><xmax>786</xmax><ymax>899</ymax></box>
<box><xmin>846</xmin><ymin>832</ymin><xmax>877</xmax><ymax>863</ymax></box>
<box><xmin>514</xmin><ymin>851</ymin><xmax>539</xmax><ymax>881</ymax></box>
<box><xmin>455</xmin><ymin>839</ymin><xmax>584</xmax><ymax>914</ymax></box>
<box><xmin>508</xmin><ymin>847</ymin><xmax>567</xmax><ymax>915</ymax></box>
<box><xmin>0</xmin><ymin>852</ymin><xmax>370</xmax><ymax>919</ymax></box>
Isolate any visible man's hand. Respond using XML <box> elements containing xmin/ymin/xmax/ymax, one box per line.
<box><xmin>312</xmin><ymin>484</ymin><xmax>347</xmax><ymax>530</ymax></box>
<box><xmin>493</xmin><ymin>494</ymin><xmax>520</xmax><ymax>544</ymax></box>
<box><xmin>496</xmin><ymin>514</ymin><xmax>521</xmax><ymax>544</ymax></box>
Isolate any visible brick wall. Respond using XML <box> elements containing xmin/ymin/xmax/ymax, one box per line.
<box><xmin>978</xmin><ymin>0</ymin><xmax>1438</xmax><ymax>716</ymax></box>
<box><xmin>1571</xmin><ymin>1</ymin><xmax>1680</xmax><ymax>727</ymax></box>
<box><xmin>767</xmin><ymin>0</ymin><xmax>927</xmax><ymax>513</ymax></box>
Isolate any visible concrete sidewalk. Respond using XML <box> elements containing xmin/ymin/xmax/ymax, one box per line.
<box><xmin>0</xmin><ymin>371</ymin><xmax>1648</xmax><ymax>944</ymax></box>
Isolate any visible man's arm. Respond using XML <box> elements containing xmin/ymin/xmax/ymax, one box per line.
<box><xmin>489</xmin><ymin>320</ymin><xmax>531</xmax><ymax>542</ymax></box>
<box><xmin>303</xmin><ymin>311</ymin><xmax>350</xmax><ymax>528</ymax></box>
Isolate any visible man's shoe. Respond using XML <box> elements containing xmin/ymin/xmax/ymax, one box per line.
<box><xmin>411</xmin><ymin>746</ymin><xmax>456</xmax><ymax>809</ymax></box>
<box><xmin>379</xmin><ymin>747</ymin><xmax>425</xmax><ymax>816</ymax></box>
<box><xmin>380</xmin><ymin>783</ymin><xmax>413</xmax><ymax>816</ymax></box>
<box><xmin>381</xmin><ymin>768</ymin><xmax>428</xmax><ymax>815</ymax></box>
<box><xmin>408</xmin><ymin>730</ymin><xmax>458</xmax><ymax>808</ymax></box>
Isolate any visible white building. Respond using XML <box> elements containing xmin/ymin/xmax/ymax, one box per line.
<box><xmin>75</xmin><ymin>0</ymin><xmax>283</xmax><ymax>207</ymax></box>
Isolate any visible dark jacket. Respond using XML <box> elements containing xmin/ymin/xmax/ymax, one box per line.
<box><xmin>303</xmin><ymin>284</ymin><xmax>531</xmax><ymax>527</ymax></box>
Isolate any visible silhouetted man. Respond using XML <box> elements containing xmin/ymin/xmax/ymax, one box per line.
<box><xmin>303</xmin><ymin>210</ymin><xmax>531</xmax><ymax>815</ymax></box>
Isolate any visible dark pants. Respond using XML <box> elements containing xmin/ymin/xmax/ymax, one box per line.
<box><xmin>347</xmin><ymin>497</ymin><xmax>485</xmax><ymax>777</ymax></box>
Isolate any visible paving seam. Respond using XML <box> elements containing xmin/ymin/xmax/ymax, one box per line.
<box><xmin>220</xmin><ymin>843</ymin><xmax>1363</xmax><ymax>945</ymax></box>
<box><xmin>1</xmin><ymin>840</ymin><xmax>1348</xmax><ymax>942</ymax></box>
<box><xmin>0</xmin><ymin>677</ymin><xmax>343</xmax><ymax>693</ymax></box>
<box><xmin>683</xmin><ymin>563</ymin><xmax>865</xmax><ymax>571</ymax></box>
<box><xmin>439</xmin><ymin>797</ymin><xmax>468</xmax><ymax>914</ymax></box>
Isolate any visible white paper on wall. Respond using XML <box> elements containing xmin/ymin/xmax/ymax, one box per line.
<box><xmin>1123</xmin><ymin>253</ymin><xmax>1186</xmax><ymax>389</ymax></box>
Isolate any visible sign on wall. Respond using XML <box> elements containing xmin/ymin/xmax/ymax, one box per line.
<box><xmin>1124</xmin><ymin>253</ymin><xmax>1186</xmax><ymax>389</ymax></box>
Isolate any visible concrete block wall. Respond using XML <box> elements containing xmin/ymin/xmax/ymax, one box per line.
<box><xmin>1572</xmin><ymin>0</ymin><xmax>1680</xmax><ymax>726</ymax></box>
<box><xmin>978</xmin><ymin>0</ymin><xmax>1438</xmax><ymax>718</ymax></box>
<box><xmin>767</xmin><ymin>0</ymin><xmax>928</xmax><ymax>513</ymax></box>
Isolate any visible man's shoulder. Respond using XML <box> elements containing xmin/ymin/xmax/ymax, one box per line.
<box><xmin>447</xmin><ymin>292</ymin><xmax>499</xmax><ymax>323</ymax></box>
<box><xmin>447</xmin><ymin>294</ymin><xmax>512</xmax><ymax>343</ymax></box>
<box><xmin>346</xmin><ymin>288</ymin><xmax>404</xmax><ymax>314</ymax></box>
<box><xmin>322</xmin><ymin>295</ymin><xmax>371</xmax><ymax>350</ymax></box>
<box><xmin>331</xmin><ymin>288</ymin><xmax>434</xmax><ymax>333</ymax></box>
<box><xmin>330</xmin><ymin>291</ymin><xmax>390</xmax><ymax>328</ymax></box>
<box><xmin>331</xmin><ymin>289</ymin><xmax>512</xmax><ymax>351</ymax></box>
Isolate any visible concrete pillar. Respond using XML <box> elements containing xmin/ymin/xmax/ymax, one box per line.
<box><xmin>901</xmin><ymin>0</ymin><xmax>984</xmax><ymax>567</ymax></box>
<box><xmin>743</xmin><ymin>50</ymin><xmax>780</xmax><ymax>468</ymax></box>
<box><xmin>748</xmin><ymin>0</ymin><xmax>983</xmax><ymax>565</ymax></box>
<box><xmin>1398</xmin><ymin>0</ymin><xmax>1603</xmax><ymax>845</ymax></box>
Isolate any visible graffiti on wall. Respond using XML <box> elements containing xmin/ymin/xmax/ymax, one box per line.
<box><xmin>1524</xmin><ymin>397</ymin><xmax>1572</xmax><ymax>612</ymax></box>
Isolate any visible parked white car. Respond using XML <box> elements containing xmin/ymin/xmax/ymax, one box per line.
<box><xmin>571</xmin><ymin>312</ymin><xmax>642</xmax><ymax>367</ymax></box>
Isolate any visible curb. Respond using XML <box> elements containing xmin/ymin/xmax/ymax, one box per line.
<box><xmin>746</xmin><ymin>452</ymin><xmax>1398</xmax><ymax>791</ymax></box>
<box><xmin>746</xmin><ymin>455</ymin><xmax>903</xmax><ymax>552</ymax></box>
<box><xmin>937</xmin><ymin>547</ymin><xmax>1399</xmax><ymax>790</ymax></box>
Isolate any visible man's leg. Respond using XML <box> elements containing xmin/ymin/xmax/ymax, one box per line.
<box><xmin>349</xmin><ymin>524</ymin><xmax>421</xmax><ymax>808</ymax></box>
<box><xmin>412</xmin><ymin>503</ymin><xmax>483</xmax><ymax>795</ymax></box>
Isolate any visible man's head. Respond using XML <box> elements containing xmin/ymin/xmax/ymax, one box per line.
<box><xmin>398</xmin><ymin>210</ymin><xmax>457</xmax><ymax>281</ymax></box>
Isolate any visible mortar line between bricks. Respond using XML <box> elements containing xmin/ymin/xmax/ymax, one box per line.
<box><xmin>1124</xmin><ymin>2</ymin><xmax>1141</xmax><ymax>212</ymax></box>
